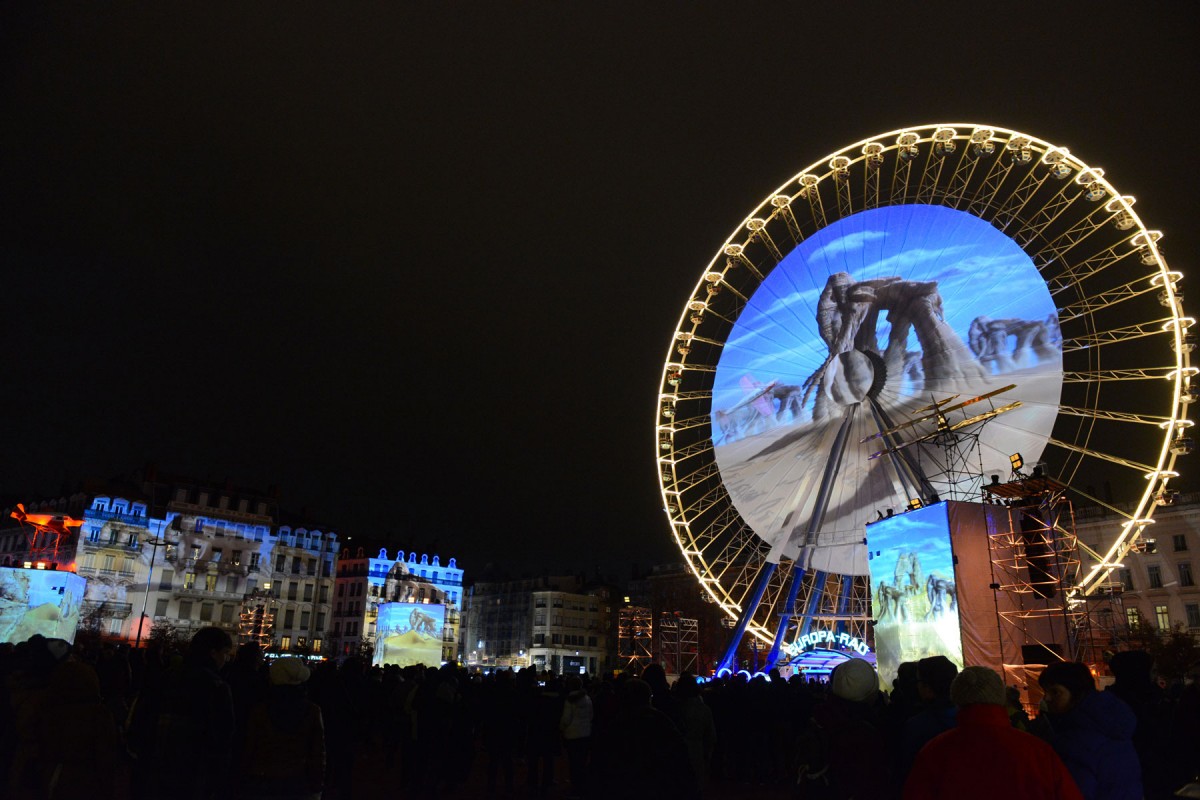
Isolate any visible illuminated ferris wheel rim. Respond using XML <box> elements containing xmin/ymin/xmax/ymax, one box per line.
<box><xmin>657</xmin><ymin>122</ymin><xmax>1190</xmax><ymax>628</ymax></box>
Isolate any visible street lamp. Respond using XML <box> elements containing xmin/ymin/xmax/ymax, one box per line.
<box><xmin>134</xmin><ymin>513</ymin><xmax>178</xmax><ymax>648</ymax></box>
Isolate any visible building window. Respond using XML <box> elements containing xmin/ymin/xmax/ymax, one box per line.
<box><xmin>288</xmin><ymin>582</ymin><xmax>298</xmax><ymax>601</ymax></box>
<box><xmin>316</xmin><ymin>612</ymin><xmax>326</xmax><ymax>629</ymax></box>
<box><xmin>1181</xmin><ymin>562</ymin><xmax>1195</xmax><ymax>587</ymax></box>
<box><xmin>231</xmin><ymin>550</ymin><xmax>242</xmax><ymax>566</ymax></box>
<box><xmin>221</xmin><ymin>605</ymin><xmax>235</xmax><ymax>623</ymax></box>
<box><xmin>300</xmin><ymin>611</ymin><xmax>311</xmax><ymax>629</ymax></box>
<box><xmin>281</xmin><ymin>636</ymin><xmax>291</xmax><ymax>651</ymax></box>
<box><xmin>312</xmin><ymin>638</ymin><xmax>322</xmax><ymax>653</ymax></box>
<box><xmin>205</xmin><ymin>574</ymin><xmax>217</xmax><ymax>592</ymax></box>
<box><xmin>226</xmin><ymin>576</ymin><xmax>239</xmax><ymax>593</ymax></box>
<box><xmin>304</xmin><ymin>584</ymin><xmax>314</xmax><ymax>602</ymax></box>
<box><xmin>1148</xmin><ymin>565</ymin><xmax>1163</xmax><ymax>589</ymax></box>
<box><xmin>319</xmin><ymin>585</ymin><xmax>329</xmax><ymax>603</ymax></box>
<box><xmin>212</xmin><ymin>548</ymin><xmax>223</xmax><ymax>563</ymax></box>
<box><xmin>275</xmin><ymin>555</ymin><xmax>286</xmax><ymax>572</ymax></box>
<box><xmin>1187</xmin><ymin>604</ymin><xmax>1200</xmax><ymax>629</ymax></box>
<box><xmin>1118</xmin><ymin>569</ymin><xmax>1134</xmax><ymax>591</ymax></box>
<box><xmin>160</xmin><ymin>568</ymin><xmax>174</xmax><ymax>590</ymax></box>
<box><xmin>284</xmin><ymin>609</ymin><xmax>295</xmax><ymax>628</ymax></box>
<box><xmin>179</xmin><ymin>600</ymin><xmax>193</xmax><ymax>620</ymax></box>
<box><xmin>334</xmin><ymin>621</ymin><xmax>341</xmax><ymax>635</ymax></box>
<box><xmin>200</xmin><ymin>603</ymin><xmax>214</xmax><ymax>622</ymax></box>
<box><xmin>1174</xmin><ymin>534</ymin><xmax>1189</xmax><ymax>552</ymax></box>
<box><xmin>155</xmin><ymin>598</ymin><xmax>169</xmax><ymax>616</ymax></box>
<box><xmin>249</xmin><ymin>552</ymin><xmax>260</xmax><ymax>570</ymax></box>
<box><xmin>291</xmin><ymin>558</ymin><xmax>301</xmax><ymax>575</ymax></box>
<box><xmin>184</xmin><ymin>572</ymin><xmax>196</xmax><ymax>590</ymax></box>
<box><xmin>1126</xmin><ymin>607</ymin><xmax>1141</xmax><ymax>631</ymax></box>
<box><xmin>1155</xmin><ymin>604</ymin><xmax>1170</xmax><ymax>630</ymax></box>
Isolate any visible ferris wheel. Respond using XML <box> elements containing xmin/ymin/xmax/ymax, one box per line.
<box><xmin>656</xmin><ymin>124</ymin><xmax>1192</xmax><ymax>671</ymax></box>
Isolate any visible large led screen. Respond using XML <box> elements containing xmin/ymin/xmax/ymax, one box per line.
<box><xmin>0</xmin><ymin>567</ymin><xmax>87</xmax><ymax>645</ymax></box>
<box><xmin>373</xmin><ymin>602</ymin><xmax>445</xmax><ymax>668</ymax></box>
<box><xmin>712</xmin><ymin>204</ymin><xmax>1061</xmax><ymax>575</ymax></box>
<box><xmin>867</xmin><ymin>503</ymin><xmax>962</xmax><ymax>689</ymax></box>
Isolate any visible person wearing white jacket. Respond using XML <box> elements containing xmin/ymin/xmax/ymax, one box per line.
<box><xmin>559</xmin><ymin>676</ymin><xmax>593</xmax><ymax>799</ymax></box>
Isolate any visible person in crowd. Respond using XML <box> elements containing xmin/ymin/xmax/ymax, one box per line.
<box><xmin>903</xmin><ymin>665</ymin><xmax>1082</xmax><ymax>800</ymax></box>
<box><xmin>559</xmin><ymin>675</ymin><xmax>593</xmax><ymax>800</ymax></box>
<box><xmin>1106</xmin><ymin>649</ymin><xmax>1191</xmax><ymax>800</ymax></box>
<box><xmin>673</xmin><ymin>673</ymin><xmax>716</xmax><ymax>797</ymax></box>
<box><xmin>36</xmin><ymin>658</ymin><xmax>124</xmax><ymax>800</ymax></box>
<box><xmin>239</xmin><ymin>657</ymin><xmax>325</xmax><ymax>800</ymax></box>
<box><xmin>480</xmin><ymin>669</ymin><xmax>520</xmax><ymax>796</ymax></box>
<box><xmin>591</xmin><ymin>678</ymin><xmax>696</xmax><ymax>798</ymax></box>
<box><xmin>1036</xmin><ymin>661</ymin><xmax>1141</xmax><ymax>800</ymax></box>
<box><xmin>803</xmin><ymin>656</ymin><xmax>891</xmax><ymax>799</ymax></box>
<box><xmin>154</xmin><ymin>626</ymin><xmax>236</xmax><ymax>800</ymax></box>
<box><xmin>898</xmin><ymin>655</ymin><xmax>958</xmax><ymax>783</ymax></box>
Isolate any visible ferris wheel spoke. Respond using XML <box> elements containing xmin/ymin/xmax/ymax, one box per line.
<box><xmin>1060</xmin><ymin>319</ymin><xmax>1176</xmax><ymax>352</ymax></box>
<box><xmin>1045</xmin><ymin>436</ymin><xmax>1156</xmax><ymax>475</ymax></box>
<box><xmin>1056</xmin><ymin>275</ymin><xmax>1161</xmax><ymax>322</ymax></box>
<box><xmin>1056</xmin><ymin>406</ymin><xmax>1173</xmax><ymax>426</ymax></box>
<box><xmin>1061</xmin><ymin>367</ymin><xmax>1178</xmax><ymax>383</ymax></box>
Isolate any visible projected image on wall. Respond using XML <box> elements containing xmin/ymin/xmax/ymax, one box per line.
<box><xmin>711</xmin><ymin>204</ymin><xmax>1061</xmax><ymax>576</ymax></box>
<box><xmin>867</xmin><ymin>503</ymin><xmax>961</xmax><ymax>688</ymax></box>
<box><xmin>0</xmin><ymin>567</ymin><xmax>86</xmax><ymax>645</ymax></box>
<box><xmin>374</xmin><ymin>602</ymin><xmax>445</xmax><ymax>668</ymax></box>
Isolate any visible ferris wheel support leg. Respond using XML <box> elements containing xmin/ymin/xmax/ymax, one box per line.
<box><xmin>798</xmin><ymin>571</ymin><xmax>829</xmax><ymax>639</ymax></box>
<box><xmin>715</xmin><ymin>562</ymin><xmax>777</xmax><ymax>674</ymax></box>
<box><xmin>835</xmin><ymin>574</ymin><xmax>854</xmax><ymax>638</ymax></box>
<box><xmin>765</xmin><ymin>405</ymin><xmax>859</xmax><ymax>668</ymax></box>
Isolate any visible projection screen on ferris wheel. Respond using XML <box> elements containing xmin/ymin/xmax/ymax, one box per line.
<box><xmin>712</xmin><ymin>203</ymin><xmax>1061</xmax><ymax>577</ymax></box>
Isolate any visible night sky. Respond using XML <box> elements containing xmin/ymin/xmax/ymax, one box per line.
<box><xmin>3</xmin><ymin>4</ymin><xmax>1198</xmax><ymax>577</ymax></box>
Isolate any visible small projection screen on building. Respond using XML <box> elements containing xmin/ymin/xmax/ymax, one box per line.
<box><xmin>374</xmin><ymin>602</ymin><xmax>445</xmax><ymax>668</ymax></box>
<box><xmin>867</xmin><ymin>503</ymin><xmax>962</xmax><ymax>688</ymax></box>
<box><xmin>0</xmin><ymin>567</ymin><xmax>87</xmax><ymax>645</ymax></box>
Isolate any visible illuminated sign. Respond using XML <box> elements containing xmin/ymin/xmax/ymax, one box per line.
<box><xmin>782</xmin><ymin>629</ymin><xmax>870</xmax><ymax>658</ymax></box>
<box><xmin>711</xmin><ymin>204</ymin><xmax>1061</xmax><ymax>576</ymax></box>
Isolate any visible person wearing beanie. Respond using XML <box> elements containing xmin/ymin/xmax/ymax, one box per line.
<box><xmin>1036</xmin><ymin>661</ymin><xmax>1141</xmax><ymax>800</ymax></box>
<box><xmin>240</xmin><ymin>658</ymin><xmax>325</xmax><ymax>800</ymax></box>
<box><xmin>903</xmin><ymin>666</ymin><xmax>1082</xmax><ymax>800</ymax></box>
<box><xmin>806</xmin><ymin>658</ymin><xmax>892</xmax><ymax>798</ymax></box>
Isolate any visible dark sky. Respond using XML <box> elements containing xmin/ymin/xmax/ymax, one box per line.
<box><xmin>2</xmin><ymin>4</ymin><xmax>1198</xmax><ymax>577</ymax></box>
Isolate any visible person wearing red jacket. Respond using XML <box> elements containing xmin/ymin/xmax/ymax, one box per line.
<box><xmin>903</xmin><ymin>666</ymin><xmax>1083</xmax><ymax>800</ymax></box>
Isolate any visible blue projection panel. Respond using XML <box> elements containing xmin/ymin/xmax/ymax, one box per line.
<box><xmin>374</xmin><ymin>602</ymin><xmax>445</xmax><ymax>668</ymax></box>
<box><xmin>867</xmin><ymin>503</ymin><xmax>961</xmax><ymax>689</ymax></box>
<box><xmin>0</xmin><ymin>567</ymin><xmax>87</xmax><ymax>645</ymax></box>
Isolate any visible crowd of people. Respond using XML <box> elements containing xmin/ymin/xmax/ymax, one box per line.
<box><xmin>1</xmin><ymin>627</ymin><xmax>1198</xmax><ymax>800</ymax></box>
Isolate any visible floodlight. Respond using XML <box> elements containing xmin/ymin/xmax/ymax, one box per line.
<box><xmin>1009</xmin><ymin>453</ymin><xmax>1024</xmax><ymax>471</ymax></box>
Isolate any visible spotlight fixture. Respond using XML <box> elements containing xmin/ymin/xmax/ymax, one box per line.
<box><xmin>1009</xmin><ymin>452</ymin><xmax>1024</xmax><ymax>472</ymax></box>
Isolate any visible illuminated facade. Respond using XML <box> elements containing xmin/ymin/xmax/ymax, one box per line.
<box><xmin>65</xmin><ymin>476</ymin><xmax>339</xmax><ymax>654</ymax></box>
<box><xmin>331</xmin><ymin>545</ymin><xmax>463</xmax><ymax>663</ymax></box>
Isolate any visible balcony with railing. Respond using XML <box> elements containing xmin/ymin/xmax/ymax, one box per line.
<box><xmin>79</xmin><ymin>536</ymin><xmax>142</xmax><ymax>554</ymax></box>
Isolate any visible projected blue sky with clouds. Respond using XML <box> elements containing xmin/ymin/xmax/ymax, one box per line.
<box><xmin>713</xmin><ymin>204</ymin><xmax>1055</xmax><ymax>411</ymax></box>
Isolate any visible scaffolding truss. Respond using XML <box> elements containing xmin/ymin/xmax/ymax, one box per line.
<box><xmin>984</xmin><ymin>478</ymin><xmax>1083</xmax><ymax>662</ymax></box>
<box><xmin>618</xmin><ymin>605</ymin><xmax>653</xmax><ymax>673</ymax></box>
<box><xmin>658</xmin><ymin>613</ymin><xmax>699</xmax><ymax>676</ymax></box>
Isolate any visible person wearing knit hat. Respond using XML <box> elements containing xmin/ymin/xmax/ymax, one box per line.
<box><xmin>269</xmin><ymin>656</ymin><xmax>311</xmax><ymax>686</ymax></box>
<box><xmin>830</xmin><ymin>656</ymin><xmax>879</xmax><ymax>703</ymax></box>
<box><xmin>808</xmin><ymin>658</ymin><xmax>892</xmax><ymax>797</ymax></box>
<box><xmin>950</xmin><ymin>665</ymin><xmax>1007</xmax><ymax>707</ymax></box>
<box><xmin>903</xmin><ymin>665</ymin><xmax>1083</xmax><ymax>800</ymax></box>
